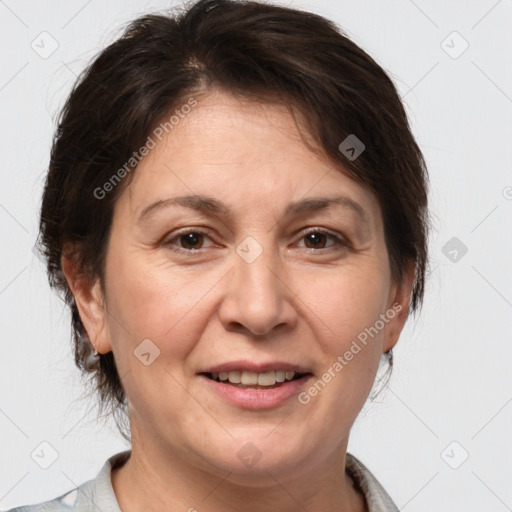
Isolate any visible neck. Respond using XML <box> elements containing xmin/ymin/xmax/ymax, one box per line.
<box><xmin>111</xmin><ymin>426</ymin><xmax>366</xmax><ymax>512</ymax></box>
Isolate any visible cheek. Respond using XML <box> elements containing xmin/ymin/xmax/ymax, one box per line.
<box><xmin>299</xmin><ymin>272</ymin><xmax>389</xmax><ymax>410</ymax></box>
<box><xmin>104</xmin><ymin>251</ymin><xmax>225</xmax><ymax>359</ymax></box>
<box><xmin>303</xmin><ymin>266</ymin><xmax>390</xmax><ymax>352</ymax></box>
<box><xmin>102</xmin><ymin>256</ymin><xmax>217</xmax><ymax>418</ymax></box>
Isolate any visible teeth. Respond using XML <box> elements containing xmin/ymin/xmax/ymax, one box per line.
<box><xmin>227</xmin><ymin>371</ymin><xmax>241</xmax><ymax>383</ymax></box>
<box><xmin>241</xmin><ymin>372</ymin><xmax>258</xmax><ymax>385</ymax></box>
<box><xmin>258</xmin><ymin>371</ymin><xmax>276</xmax><ymax>386</ymax></box>
<box><xmin>212</xmin><ymin>370</ymin><xmax>299</xmax><ymax>386</ymax></box>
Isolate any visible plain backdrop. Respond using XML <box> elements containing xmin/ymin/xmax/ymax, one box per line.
<box><xmin>1</xmin><ymin>0</ymin><xmax>511</xmax><ymax>510</ymax></box>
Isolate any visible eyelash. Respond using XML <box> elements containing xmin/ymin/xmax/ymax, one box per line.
<box><xmin>163</xmin><ymin>227</ymin><xmax>350</xmax><ymax>254</ymax></box>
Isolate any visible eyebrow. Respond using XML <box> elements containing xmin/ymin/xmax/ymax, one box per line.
<box><xmin>136</xmin><ymin>194</ymin><xmax>369</xmax><ymax>226</ymax></box>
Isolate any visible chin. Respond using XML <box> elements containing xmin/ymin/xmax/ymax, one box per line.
<box><xmin>194</xmin><ymin>434</ymin><xmax>314</xmax><ymax>483</ymax></box>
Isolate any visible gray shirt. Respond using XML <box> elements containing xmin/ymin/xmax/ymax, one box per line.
<box><xmin>7</xmin><ymin>451</ymin><xmax>399</xmax><ymax>511</ymax></box>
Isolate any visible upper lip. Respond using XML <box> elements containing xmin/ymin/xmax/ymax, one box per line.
<box><xmin>199</xmin><ymin>360</ymin><xmax>313</xmax><ymax>375</ymax></box>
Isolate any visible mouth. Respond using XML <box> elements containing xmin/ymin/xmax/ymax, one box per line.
<box><xmin>197</xmin><ymin>360</ymin><xmax>315</xmax><ymax>409</ymax></box>
<box><xmin>201</xmin><ymin>370</ymin><xmax>311</xmax><ymax>390</ymax></box>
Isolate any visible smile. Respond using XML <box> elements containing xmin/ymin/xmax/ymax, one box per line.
<box><xmin>206</xmin><ymin>370</ymin><xmax>304</xmax><ymax>388</ymax></box>
<box><xmin>199</xmin><ymin>371</ymin><xmax>314</xmax><ymax>409</ymax></box>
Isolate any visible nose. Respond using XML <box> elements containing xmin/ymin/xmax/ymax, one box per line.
<box><xmin>217</xmin><ymin>240</ymin><xmax>297</xmax><ymax>337</ymax></box>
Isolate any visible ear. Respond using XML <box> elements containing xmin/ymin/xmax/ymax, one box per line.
<box><xmin>384</xmin><ymin>259</ymin><xmax>416</xmax><ymax>353</ymax></box>
<box><xmin>61</xmin><ymin>253</ymin><xmax>112</xmax><ymax>355</ymax></box>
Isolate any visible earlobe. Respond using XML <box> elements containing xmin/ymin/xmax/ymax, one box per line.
<box><xmin>61</xmin><ymin>254</ymin><xmax>112</xmax><ymax>354</ymax></box>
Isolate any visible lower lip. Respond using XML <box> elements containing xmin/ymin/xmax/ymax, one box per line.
<box><xmin>199</xmin><ymin>374</ymin><xmax>313</xmax><ymax>410</ymax></box>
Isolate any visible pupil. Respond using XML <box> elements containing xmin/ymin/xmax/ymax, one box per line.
<box><xmin>182</xmin><ymin>233</ymin><xmax>202</xmax><ymax>249</ymax></box>
<box><xmin>306</xmin><ymin>233</ymin><xmax>325</xmax><ymax>248</ymax></box>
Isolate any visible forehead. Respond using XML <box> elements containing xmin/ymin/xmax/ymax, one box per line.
<box><xmin>120</xmin><ymin>90</ymin><xmax>381</xmax><ymax>227</ymax></box>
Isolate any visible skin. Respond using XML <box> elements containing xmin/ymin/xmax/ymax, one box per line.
<box><xmin>63</xmin><ymin>89</ymin><xmax>415</xmax><ymax>512</ymax></box>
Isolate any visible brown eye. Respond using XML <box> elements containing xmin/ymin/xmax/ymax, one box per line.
<box><xmin>297</xmin><ymin>229</ymin><xmax>348</xmax><ymax>251</ymax></box>
<box><xmin>178</xmin><ymin>232</ymin><xmax>204</xmax><ymax>250</ymax></box>
<box><xmin>303</xmin><ymin>232</ymin><xmax>329</xmax><ymax>249</ymax></box>
<box><xmin>163</xmin><ymin>229</ymin><xmax>214</xmax><ymax>252</ymax></box>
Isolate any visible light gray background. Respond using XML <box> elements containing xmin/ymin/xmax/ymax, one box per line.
<box><xmin>1</xmin><ymin>0</ymin><xmax>511</xmax><ymax>510</ymax></box>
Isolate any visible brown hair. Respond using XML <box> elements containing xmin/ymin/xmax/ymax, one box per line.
<box><xmin>37</xmin><ymin>0</ymin><xmax>430</xmax><ymax>440</ymax></box>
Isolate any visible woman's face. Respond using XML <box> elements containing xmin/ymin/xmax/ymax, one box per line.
<box><xmin>75</xmin><ymin>90</ymin><xmax>412</xmax><ymax>481</ymax></box>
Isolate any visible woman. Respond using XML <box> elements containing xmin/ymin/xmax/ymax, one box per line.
<box><xmin>11</xmin><ymin>0</ymin><xmax>429</xmax><ymax>510</ymax></box>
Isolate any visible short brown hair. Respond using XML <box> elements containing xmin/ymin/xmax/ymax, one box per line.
<box><xmin>37</xmin><ymin>0</ymin><xmax>430</xmax><ymax>440</ymax></box>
